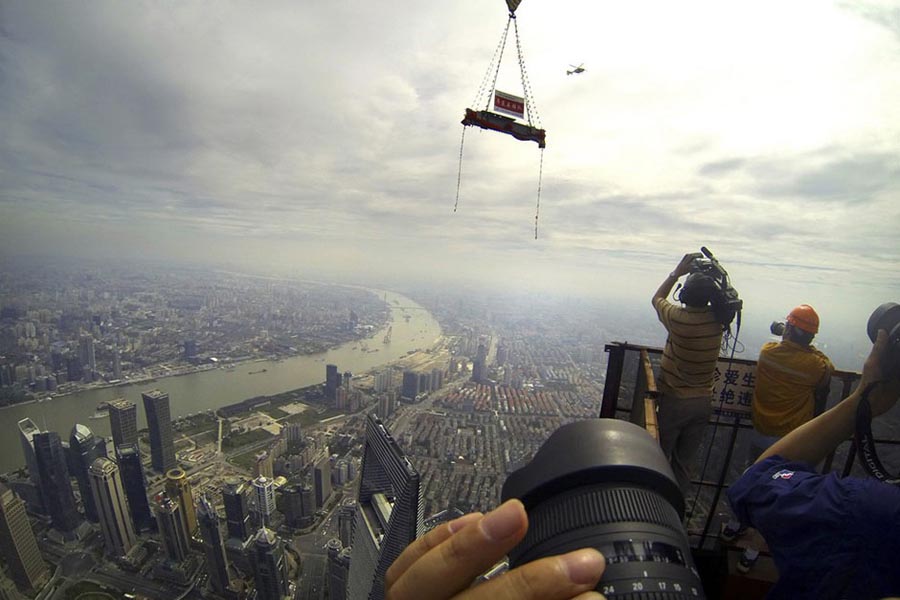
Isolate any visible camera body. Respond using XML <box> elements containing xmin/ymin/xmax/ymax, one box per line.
<box><xmin>688</xmin><ymin>247</ymin><xmax>743</xmax><ymax>327</ymax></box>
<box><xmin>867</xmin><ymin>302</ymin><xmax>900</xmax><ymax>375</ymax></box>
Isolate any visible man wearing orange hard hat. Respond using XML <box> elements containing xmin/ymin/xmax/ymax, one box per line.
<box><xmin>750</xmin><ymin>304</ymin><xmax>835</xmax><ymax>462</ymax></box>
<box><xmin>722</xmin><ymin>304</ymin><xmax>836</xmax><ymax>569</ymax></box>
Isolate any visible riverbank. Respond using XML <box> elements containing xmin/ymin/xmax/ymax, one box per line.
<box><xmin>0</xmin><ymin>288</ymin><xmax>442</xmax><ymax>474</ymax></box>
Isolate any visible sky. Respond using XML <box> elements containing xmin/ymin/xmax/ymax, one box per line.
<box><xmin>1</xmin><ymin>0</ymin><xmax>899</xmax><ymax>350</ymax></box>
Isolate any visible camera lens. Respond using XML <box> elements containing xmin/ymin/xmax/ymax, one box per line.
<box><xmin>501</xmin><ymin>419</ymin><xmax>705</xmax><ymax>599</ymax></box>
<box><xmin>867</xmin><ymin>303</ymin><xmax>900</xmax><ymax>347</ymax></box>
<box><xmin>770</xmin><ymin>321</ymin><xmax>785</xmax><ymax>336</ymax></box>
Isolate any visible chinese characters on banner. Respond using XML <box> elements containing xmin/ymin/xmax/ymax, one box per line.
<box><xmin>711</xmin><ymin>361</ymin><xmax>756</xmax><ymax>419</ymax></box>
<box><xmin>494</xmin><ymin>90</ymin><xmax>525</xmax><ymax>119</ymax></box>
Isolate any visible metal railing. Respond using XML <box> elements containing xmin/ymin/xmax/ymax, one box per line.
<box><xmin>600</xmin><ymin>342</ymin><xmax>898</xmax><ymax>550</ymax></box>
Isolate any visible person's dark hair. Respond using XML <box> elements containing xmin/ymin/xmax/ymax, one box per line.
<box><xmin>679</xmin><ymin>273</ymin><xmax>716</xmax><ymax>308</ymax></box>
<box><xmin>784</xmin><ymin>323</ymin><xmax>815</xmax><ymax>346</ymax></box>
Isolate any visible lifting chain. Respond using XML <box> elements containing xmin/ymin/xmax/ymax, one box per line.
<box><xmin>513</xmin><ymin>17</ymin><xmax>541</xmax><ymax>129</ymax></box>
<box><xmin>473</xmin><ymin>19</ymin><xmax>513</xmax><ymax>111</ymax></box>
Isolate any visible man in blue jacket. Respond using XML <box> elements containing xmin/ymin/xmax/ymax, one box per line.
<box><xmin>728</xmin><ymin>330</ymin><xmax>900</xmax><ymax>599</ymax></box>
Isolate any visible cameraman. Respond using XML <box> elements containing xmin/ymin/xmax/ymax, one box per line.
<box><xmin>750</xmin><ymin>304</ymin><xmax>834</xmax><ymax>462</ymax></box>
<box><xmin>728</xmin><ymin>330</ymin><xmax>900</xmax><ymax>599</ymax></box>
<box><xmin>652</xmin><ymin>252</ymin><xmax>724</xmax><ymax>493</ymax></box>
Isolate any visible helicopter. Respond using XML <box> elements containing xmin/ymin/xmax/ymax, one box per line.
<box><xmin>567</xmin><ymin>63</ymin><xmax>585</xmax><ymax>76</ymax></box>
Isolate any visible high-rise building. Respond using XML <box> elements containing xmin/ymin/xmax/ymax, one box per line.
<box><xmin>325</xmin><ymin>364</ymin><xmax>340</xmax><ymax>401</ymax></box>
<box><xmin>337</xmin><ymin>498</ymin><xmax>356</xmax><ymax>547</ymax></box>
<box><xmin>250</xmin><ymin>527</ymin><xmax>289</xmax><ymax>600</ymax></box>
<box><xmin>165</xmin><ymin>468</ymin><xmax>197</xmax><ymax>537</ymax></box>
<box><xmin>33</xmin><ymin>432</ymin><xmax>81</xmax><ymax>533</ymax></box>
<box><xmin>15</xmin><ymin>419</ymin><xmax>44</xmax><ymax>513</ymax></box>
<box><xmin>142</xmin><ymin>390</ymin><xmax>176</xmax><ymax>473</ymax></box>
<box><xmin>431</xmin><ymin>368</ymin><xmax>444</xmax><ymax>391</ymax></box>
<box><xmin>116</xmin><ymin>444</ymin><xmax>154</xmax><ymax>533</ymax></box>
<box><xmin>496</xmin><ymin>342</ymin><xmax>508</xmax><ymax>366</ymax></box>
<box><xmin>0</xmin><ymin>484</ymin><xmax>48</xmax><ymax>593</ymax></box>
<box><xmin>417</xmin><ymin>372</ymin><xmax>431</xmax><ymax>394</ymax></box>
<box><xmin>471</xmin><ymin>342</ymin><xmax>487</xmax><ymax>383</ymax></box>
<box><xmin>112</xmin><ymin>347</ymin><xmax>122</xmax><ymax>380</ymax></box>
<box><xmin>108</xmin><ymin>399</ymin><xmax>138</xmax><ymax>448</ymax></box>
<box><xmin>89</xmin><ymin>457</ymin><xmax>135</xmax><ymax>557</ymax></box>
<box><xmin>154</xmin><ymin>493</ymin><xmax>191</xmax><ymax>563</ymax></box>
<box><xmin>400</xmin><ymin>371</ymin><xmax>419</xmax><ymax>402</ymax></box>
<box><xmin>254</xmin><ymin>451</ymin><xmax>274</xmax><ymax>479</ymax></box>
<box><xmin>283</xmin><ymin>423</ymin><xmax>303</xmax><ymax>453</ymax></box>
<box><xmin>222</xmin><ymin>477</ymin><xmax>250</xmax><ymax>541</ymax></box>
<box><xmin>79</xmin><ymin>334</ymin><xmax>96</xmax><ymax>376</ymax></box>
<box><xmin>374</xmin><ymin>367</ymin><xmax>394</xmax><ymax>394</ymax></box>
<box><xmin>343</xmin><ymin>371</ymin><xmax>353</xmax><ymax>392</ymax></box>
<box><xmin>68</xmin><ymin>424</ymin><xmax>107</xmax><ymax>522</ymax></box>
<box><xmin>197</xmin><ymin>495</ymin><xmax>231</xmax><ymax>595</ymax></box>
<box><xmin>314</xmin><ymin>453</ymin><xmax>332</xmax><ymax>509</ymax></box>
<box><xmin>252</xmin><ymin>476</ymin><xmax>275</xmax><ymax>528</ymax></box>
<box><xmin>347</xmin><ymin>414</ymin><xmax>423</xmax><ymax>600</ymax></box>
<box><xmin>377</xmin><ymin>394</ymin><xmax>395</xmax><ymax>419</ymax></box>
<box><xmin>327</xmin><ymin>538</ymin><xmax>350</xmax><ymax>600</ymax></box>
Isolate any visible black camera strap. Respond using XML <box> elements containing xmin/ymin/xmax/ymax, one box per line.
<box><xmin>854</xmin><ymin>382</ymin><xmax>900</xmax><ymax>485</ymax></box>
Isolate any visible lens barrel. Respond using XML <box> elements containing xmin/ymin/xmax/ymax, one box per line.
<box><xmin>867</xmin><ymin>303</ymin><xmax>900</xmax><ymax>347</ymax></box>
<box><xmin>501</xmin><ymin>419</ymin><xmax>705</xmax><ymax>599</ymax></box>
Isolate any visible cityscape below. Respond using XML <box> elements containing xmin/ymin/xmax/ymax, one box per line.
<box><xmin>0</xmin><ymin>260</ymin><xmax>638</xmax><ymax>600</ymax></box>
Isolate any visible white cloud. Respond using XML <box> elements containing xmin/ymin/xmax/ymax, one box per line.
<box><xmin>1</xmin><ymin>0</ymin><xmax>899</xmax><ymax>320</ymax></box>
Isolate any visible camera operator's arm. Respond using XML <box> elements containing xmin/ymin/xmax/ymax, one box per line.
<box><xmin>652</xmin><ymin>253</ymin><xmax>703</xmax><ymax>305</ymax></box>
<box><xmin>759</xmin><ymin>330</ymin><xmax>900</xmax><ymax>466</ymax></box>
<box><xmin>385</xmin><ymin>499</ymin><xmax>605</xmax><ymax>600</ymax></box>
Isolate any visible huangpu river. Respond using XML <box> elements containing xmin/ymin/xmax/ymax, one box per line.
<box><xmin>0</xmin><ymin>289</ymin><xmax>441</xmax><ymax>473</ymax></box>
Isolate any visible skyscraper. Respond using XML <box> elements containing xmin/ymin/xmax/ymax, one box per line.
<box><xmin>347</xmin><ymin>414</ymin><xmax>423</xmax><ymax>600</ymax></box>
<box><xmin>112</xmin><ymin>346</ymin><xmax>122</xmax><ymax>380</ymax></box>
<box><xmin>313</xmin><ymin>453</ymin><xmax>332</xmax><ymax>509</ymax></box>
<box><xmin>154</xmin><ymin>493</ymin><xmax>191</xmax><ymax>563</ymax></box>
<box><xmin>108</xmin><ymin>398</ymin><xmax>138</xmax><ymax>448</ymax></box>
<box><xmin>326</xmin><ymin>364</ymin><xmax>340</xmax><ymax>401</ymax></box>
<box><xmin>116</xmin><ymin>444</ymin><xmax>154</xmax><ymax>533</ymax></box>
<box><xmin>142</xmin><ymin>390</ymin><xmax>176</xmax><ymax>473</ymax></box>
<box><xmin>337</xmin><ymin>498</ymin><xmax>356</xmax><ymax>547</ymax></box>
<box><xmin>89</xmin><ymin>457</ymin><xmax>135</xmax><ymax>557</ymax></box>
<box><xmin>33</xmin><ymin>432</ymin><xmax>81</xmax><ymax>534</ymax></box>
<box><xmin>165</xmin><ymin>468</ymin><xmax>198</xmax><ymax>537</ymax></box>
<box><xmin>252</xmin><ymin>476</ymin><xmax>275</xmax><ymax>528</ymax></box>
<box><xmin>471</xmin><ymin>342</ymin><xmax>487</xmax><ymax>383</ymax></box>
<box><xmin>250</xmin><ymin>527</ymin><xmax>289</xmax><ymax>600</ymax></box>
<box><xmin>197</xmin><ymin>495</ymin><xmax>231</xmax><ymax>595</ymax></box>
<box><xmin>283</xmin><ymin>422</ymin><xmax>303</xmax><ymax>454</ymax></box>
<box><xmin>68</xmin><ymin>424</ymin><xmax>107</xmax><ymax>522</ymax></box>
<box><xmin>0</xmin><ymin>484</ymin><xmax>48</xmax><ymax>593</ymax></box>
<box><xmin>222</xmin><ymin>477</ymin><xmax>250</xmax><ymax>541</ymax></box>
<box><xmin>400</xmin><ymin>371</ymin><xmax>419</xmax><ymax>402</ymax></box>
<box><xmin>79</xmin><ymin>334</ymin><xmax>96</xmax><ymax>377</ymax></box>
<box><xmin>327</xmin><ymin>538</ymin><xmax>350</xmax><ymax>600</ymax></box>
<box><xmin>15</xmin><ymin>419</ymin><xmax>44</xmax><ymax>513</ymax></box>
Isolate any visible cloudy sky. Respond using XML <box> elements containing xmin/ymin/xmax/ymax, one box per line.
<box><xmin>1</xmin><ymin>0</ymin><xmax>899</xmax><ymax>337</ymax></box>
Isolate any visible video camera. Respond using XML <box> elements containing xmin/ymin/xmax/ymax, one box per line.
<box><xmin>688</xmin><ymin>247</ymin><xmax>743</xmax><ymax>328</ymax></box>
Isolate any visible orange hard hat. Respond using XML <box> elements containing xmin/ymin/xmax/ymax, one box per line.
<box><xmin>786</xmin><ymin>304</ymin><xmax>819</xmax><ymax>334</ymax></box>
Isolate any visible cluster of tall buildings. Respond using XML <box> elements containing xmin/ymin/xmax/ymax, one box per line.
<box><xmin>3</xmin><ymin>389</ymin><xmax>301</xmax><ymax>599</ymax></box>
<box><xmin>325</xmin><ymin>364</ymin><xmax>363</xmax><ymax>412</ymax></box>
<box><xmin>400</xmin><ymin>367</ymin><xmax>445</xmax><ymax>402</ymax></box>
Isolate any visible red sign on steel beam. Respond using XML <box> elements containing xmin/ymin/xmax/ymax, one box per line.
<box><xmin>494</xmin><ymin>90</ymin><xmax>525</xmax><ymax>119</ymax></box>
